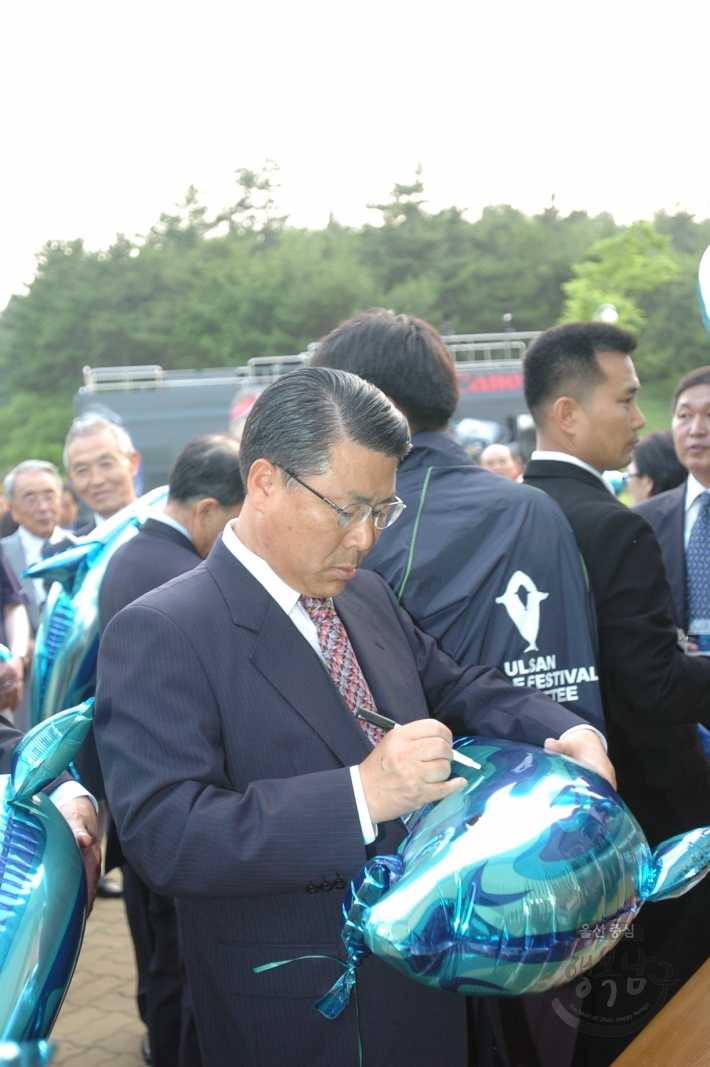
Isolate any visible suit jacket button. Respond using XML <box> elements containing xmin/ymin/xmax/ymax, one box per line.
<box><xmin>320</xmin><ymin>879</ymin><xmax>333</xmax><ymax>892</ymax></box>
<box><xmin>333</xmin><ymin>876</ymin><xmax>346</xmax><ymax>890</ymax></box>
<box><xmin>306</xmin><ymin>881</ymin><xmax>320</xmax><ymax>893</ymax></box>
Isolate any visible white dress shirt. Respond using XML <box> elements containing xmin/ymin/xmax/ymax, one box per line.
<box><xmin>17</xmin><ymin>524</ymin><xmax>66</xmax><ymax>605</ymax></box>
<box><xmin>222</xmin><ymin>521</ymin><xmax>378</xmax><ymax>844</ymax></box>
<box><xmin>530</xmin><ymin>450</ymin><xmax>614</xmax><ymax>492</ymax></box>
<box><xmin>684</xmin><ymin>474</ymin><xmax>710</xmax><ymax>549</ymax></box>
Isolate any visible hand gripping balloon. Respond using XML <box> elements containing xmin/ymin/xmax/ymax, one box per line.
<box><xmin>0</xmin><ymin>702</ymin><xmax>94</xmax><ymax>1041</ymax></box>
<box><xmin>23</xmin><ymin>486</ymin><xmax>168</xmax><ymax>725</ymax></box>
<box><xmin>316</xmin><ymin>737</ymin><xmax>710</xmax><ymax>1017</ymax></box>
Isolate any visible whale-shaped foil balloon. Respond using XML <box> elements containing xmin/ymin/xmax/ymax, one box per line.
<box><xmin>24</xmin><ymin>486</ymin><xmax>168</xmax><ymax>725</ymax></box>
<box><xmin>0</xmin><ymin>702</ymin><xmax>93</xmax><ymax>1041</ymax></box>
<box><xmin>315</xmin><ymin>737</ymin><xmax>710</xmax><ymax>1017</ymax></box>
<box><xmin>700</xmin><ymin>243</ymin><xmax>710</xmax><ymax>339</ymax></box>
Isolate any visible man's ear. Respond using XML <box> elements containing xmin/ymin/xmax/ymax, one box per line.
<box><xmin>550</xmin><ymin>395</ymin><xmax>581</xmax><ymax>437</ymax></box>
<box><xmin>193</xmin><ymin>497</ymin><xmax>220</xmax><ymax>526</ymax></box>
<box><xmin>129</xmin><ymin>450</ymin><xmax>142</xmax><ymax>478</ymax></box>
<box><xmin>246</xmin><ymin>459</ymin><xmax>278</xmax><ymax>513</ymax></box>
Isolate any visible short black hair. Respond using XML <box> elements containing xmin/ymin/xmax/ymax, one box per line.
<box><xmin>523</xmin><ymin>322</ymin><xmax>638</xmax><ymax>421</ymax></box>
<box><xmin>632</xmin><ymin>431</ymin><xmax>687</xmax><ymax>496</ymax></box>
<box><xmin>239</xmin><ymin>367</ymin><xmax>410</xmax><ymax>485</ymax></box>
<box><xmin>672</xmin><ymin>366</ymin><xmax>710</xmax><ymax>412</ymax></box>
<box><xmin>310</xmin><ymin>309</ymin><xmax>459</xmax><ymax>431</ymax></box>
<box><xmin>168</xmin><ymin>434</ymin><xmax>245</xmax><ymax>506</ymax></box>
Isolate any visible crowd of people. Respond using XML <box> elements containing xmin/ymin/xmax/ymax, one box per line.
<box><xmin>2</xmin><ymin>310</ymin><xmax>710</xmax><ymax>1067</ymax></box>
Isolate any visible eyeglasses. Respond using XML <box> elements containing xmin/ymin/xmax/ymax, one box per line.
<box><xmin>278</xmin><ymin>466</ymin><xmax>406</xmax><ymax>530</ymax></box>
<box><xmin>17</xmin><ymin>490</ymin><xmax>60</xmax><ymax>509</ymax></box>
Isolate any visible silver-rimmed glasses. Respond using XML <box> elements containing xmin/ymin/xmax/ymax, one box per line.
<box><xmin>278</xmin><ymin>466</ymin><xmax>406</xmax><ymax>530</ymax></box>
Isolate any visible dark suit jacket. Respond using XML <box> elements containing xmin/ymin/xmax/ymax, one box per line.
<box><xmin>75</xmin><ymin>518</ymin><xmax>202</xmax><ymax>869</ymax></box>
<box><xmin>99</xmin><ymin>518</ymin><xmax>201</xmax><ymax>632</ymax></box>
<box><xmin>0</xmin><ymin>713</ymin><xmax>22</xmax><ymax>772</ymax></box>
<box><xmin>42</xmin><ymin>518</ymin><xmax>96</xmax><ymax>561</ymax></box>
<box><xmin>525</xmin><ymin>460</ymin><xmax>710</xmax><ymax>846</ymax></box>
<box><xmin>635</xmin><ymin>482</ymin><xmax>687</xmax><ymax>630</ymax></box>
<box><xmin>95</xmin><ymin>538</ymin><xmax>587</xmax><ymax>1067</ymax></box>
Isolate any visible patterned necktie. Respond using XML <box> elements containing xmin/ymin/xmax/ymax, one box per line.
<box><xmin>299</xmin><ymin>596</ymin><xmax>386</xmax><ymax>746</ymax></box>
<box><xmin>687</xmin><ymin>492</ymin><xmax>710</xmax><ymax>632</ymax></box>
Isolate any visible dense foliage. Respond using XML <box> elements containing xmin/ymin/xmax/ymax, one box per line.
<box><xmin>1</xmin><ymin>167</ymin><xmax>709</xmax><ymax>474</ymax></box>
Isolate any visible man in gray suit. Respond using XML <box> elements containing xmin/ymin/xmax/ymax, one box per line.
<box><xmin>2</xmin><ymin>460</ymin><xmax>69</xmax><ymax>729</ymax></box>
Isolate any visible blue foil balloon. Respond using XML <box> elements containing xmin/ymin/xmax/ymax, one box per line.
<box><xmin>700</xmin><ymin>243</ymin><xmax>710</xmax><ymax>339</ymax></box>
<box><xmin>317</xmin><ymin>738</ymin><xmax>710</xmax><ymax>1016</ymax></box>
<box><xmin>24</xmin><ymin>487</ymin><xmax>168</xmax><ymax>725</ymax></box>
<box><xmin>0</xmin><ymin>703</ymin><xmax>93</xmax><ymax>1041</ymax></box>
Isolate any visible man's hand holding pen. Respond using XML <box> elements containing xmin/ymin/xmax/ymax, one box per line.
<box><xmin>358</xmin><ymin>719</ymin><xmax>467</xmax><ymax>824</ymax></box>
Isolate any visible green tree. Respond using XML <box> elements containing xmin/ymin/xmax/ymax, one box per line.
<box><xmin>560</xmin><ymin>221</ymin><xmax>680</xmax><ymax>330</ymax></box>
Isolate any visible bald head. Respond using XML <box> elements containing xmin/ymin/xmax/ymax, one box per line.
<box><xmin>480</xmin><ymin>444</ymin><xmax>520</xmax><ymax>481</ymax></box>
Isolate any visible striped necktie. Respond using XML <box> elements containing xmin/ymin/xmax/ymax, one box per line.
<box><xmin>687</xmin><ymin>492</ymin><xmax>710</xmax><ymax>634</ymax></box>
<box><xmin>299</xmin><ymin>596</ymin><xmax>386</xmax><ymax>746</ymax></box>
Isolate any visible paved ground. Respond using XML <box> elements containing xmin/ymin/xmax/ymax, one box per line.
<box><xmin>51</xmin><ymin>888</ymin><xmax>145</xmax><ymax>1067</ymax></box>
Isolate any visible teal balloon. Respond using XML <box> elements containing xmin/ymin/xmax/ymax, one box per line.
<box><xmin>317</xmin><ymin>738</ymin><xmax>710</xmax><ymax>1016</ymax></box>
<box><xmin>700</xmin><ymin>243</ymin><xmax>710</xmax><ymax>339</ymax></box>
<box><xmin>0</xmin><ymin>704</ymin><xmax>93</xmax><ymax>1041</ymax></box>
<box><xmin>0</xmin><ymin>1043</ymin><xmax>54</xmax><ymax>1066</ymax></box>
<box><xmin>24</xmin><ymin>487</ymin><xmax>168</xmax><ymax>724</ymax></box>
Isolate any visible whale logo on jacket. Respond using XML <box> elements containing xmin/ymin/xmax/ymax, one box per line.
<box><xmin>495</xmin><ymin>570</ymin><xmax>549</xmax><ymax>652</ymax></box>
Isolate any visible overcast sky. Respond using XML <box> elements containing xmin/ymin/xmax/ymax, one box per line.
<box><xmin>1</xmin><ymin>0</ymin><xmax>708</xmax><ymax>310</ymax></box>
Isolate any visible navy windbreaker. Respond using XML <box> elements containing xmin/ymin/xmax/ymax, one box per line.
<box><xmin>363</xmin><ymin>431</ymin><xmax>605</xmax><ymax>732</ymax></box>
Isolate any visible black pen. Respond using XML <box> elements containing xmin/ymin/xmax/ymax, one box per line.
<box><xmin>355</xmin><ymin>708</ymin><xmax>481</xmax><ymax>769</ymax></box>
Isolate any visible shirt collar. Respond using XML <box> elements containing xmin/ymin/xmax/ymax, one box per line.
<box><xmin>530</xmin><ymin>450</ymin><xmax>608</xmax><ymax>485</ymax></box>
<box><xmin>685</xmin><ymin>473</ymin><xmax>709</xmax><ymax>511</ymax></box>
<box><xmin>17</xmin><ymin>524</ymin><xmax>62</xmax><ymax>555</ymax></box>
<box><xmin>222</xmin><ymin>520</ymin><xmax>302</xmax><ymax>617</ymax></box>
<box><xmin>152</xmin><ymin>510</ymin><xmax>194</xmax><ymax>544</ymax></box>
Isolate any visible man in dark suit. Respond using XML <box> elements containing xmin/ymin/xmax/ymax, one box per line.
<box><xmin>95</xmin><ymin>368</ymin><xmax>612</xmax><ymax>1067</ymax></box>
<box><xmin>91</xmin><ymin>434</ymin><xmax>244</xmax><ymax>1067</ymax></box>
<box><xmin>523</xmin><ymin>323</ymin><xmax>710</xmax><ymax>1065</ymax></box>
<box><xmin>636</xmin><ymin>367</ymin><xmax>710</xmax><ymax>644</ymax></box>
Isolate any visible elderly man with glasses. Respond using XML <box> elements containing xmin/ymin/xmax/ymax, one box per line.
<box><xmin>2</xmin><ymin>460</ymin><xmax>70</xmax><ymax>730</ymax></box>
<box><xmin>95</xmin><ymin>368</ymin><xmax>612</xmax><ymax>1067</ymax></box>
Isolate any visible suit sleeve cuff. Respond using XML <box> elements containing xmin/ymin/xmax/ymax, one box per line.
<box><xmin>48</xmin><ymin>780</ymin><xmax>99</xmax><ymax>813</ymax></box>
<box><xmin>559</xmin><ymin>723</ymin><xmax>608</xmax><ymax>752</ymax></box>
<box><xmin>349</xmin><ymin>765</ymin><xmax>378</xmax><ymax>845</ymax></box>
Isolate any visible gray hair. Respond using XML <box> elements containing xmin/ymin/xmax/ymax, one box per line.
<box><xmin>5</xmin><ymin>460</ymin><xmax>63</xmax><ymax>502</ymax></box>
<box><xmin>239</xmin><ymin>367</ymin><xmax>410</xmax><ymax>485</ymax></box>
<box><xmin>63</xmin><ymin>415</ymin><xmax>135</xmax><ymax>470</ymax></box>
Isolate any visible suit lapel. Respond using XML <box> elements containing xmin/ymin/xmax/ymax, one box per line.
<box><xmin>669</xmin><ymin>487</ymin><xmax>688</xmax><ymax>628</ymax></box>
<box><xmin>335</xmin><ymin>586</ymin><xmax>425</xmax><ymax>727</ymax></box>
<box><xmin>205</xmin><ymin>542</ymin><xmax>373</xmax><ymax>766</ymax></box>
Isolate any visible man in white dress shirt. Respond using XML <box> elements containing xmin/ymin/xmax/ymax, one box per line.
<box><xmin>2</xmin><ymin>460</ymin><xmax>68</xmax><ymax>630</ymax></box>
<box><xmin>637</xmin><ymin>366</ymin><xmax>710</xmax><ymax>649</ymax></box>
<box><xmin>2</xmin><ymin>460</ymin><xmax>70</xmax><ymax>731</ymax></box>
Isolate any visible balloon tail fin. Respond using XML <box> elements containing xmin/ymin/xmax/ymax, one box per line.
<box><xmin>643</xmin><ymin>826</ymin><xmax>710</xmax><ymax>902</ymax></box>
<box><xmin>315</xmin><ymin>853</ymin><xmax>404</xmax><ymax>1019</ymax></box>
<box><xmin>9</xmin><ymin>700</ymin><xmax>95</xmax><ymax>802</ymax></box>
